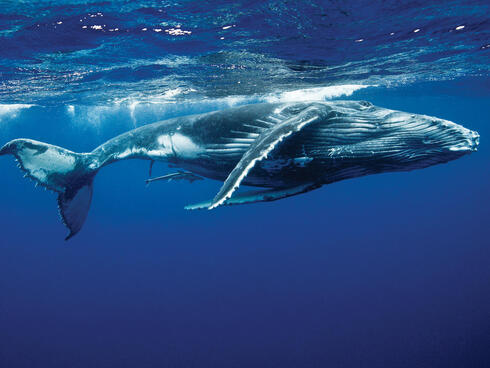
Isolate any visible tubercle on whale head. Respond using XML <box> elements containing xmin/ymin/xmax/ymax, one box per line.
<box><xmin>448</xmin><ymin>128</ymin><xmax>479</xmax><ymax>152</ymax></box>
<box><xmin>420</xmin><ymin>116</ymin><xmax>479</xmax><ymax>154</ymax></box>
<box><xmin>470</xmin><ymin>130</ymin><xmax>480</xmax><ymax>151</ymax></box>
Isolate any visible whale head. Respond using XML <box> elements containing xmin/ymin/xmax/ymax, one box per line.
<box><xmin>315</xmin><ymin>101</ymin><xmax>479</xmax><ymax>176</ymax></box>
<box><xmin>379</xmin><ymin>110</ymin><xmax>479</xmax><ymax>169</ymax></box>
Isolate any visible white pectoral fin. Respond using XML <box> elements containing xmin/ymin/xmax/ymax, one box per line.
<box><xmin>207</xmin><ymin>106</ymin><xmax>322</xmax><ymax>209</ymax></box>
<box><xmin>185</xmin><ymin>183</ymin><xmax>322</xmax><ymax>210</ymax></box>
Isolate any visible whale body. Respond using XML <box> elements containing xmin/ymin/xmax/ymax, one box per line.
<box><xmin>0</xmin><ymin>101</ymin><xmax>479</xmax><ymax>239</ymax></box>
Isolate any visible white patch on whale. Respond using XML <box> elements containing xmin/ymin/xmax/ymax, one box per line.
<box><xmin>13</xmin><ymin>144</ymin><xmax>78</xmax><ymax>191</ymax></box>
<box><xmin>157</xmin><ymin>134</ymin><xmax>173</xmax><ymax>155</ymax></box>
<box><xmin>151</xmin><ymin>133</ymin><xmax>202</xmax><ymax>158</ymax></box>
<box><xmin>117</xmin><ymin>147</ymin><xmax>149</xmax><ymax>159</ymax></box>
<box><xmin>171</xmin><ymin>133</ymin><xmax>202</xmax><ymax>158</ymax></box>
<box><xmin>19</xmin><ymin>147</ymin><xmax>76</xmax><ymax>179</ymax></box>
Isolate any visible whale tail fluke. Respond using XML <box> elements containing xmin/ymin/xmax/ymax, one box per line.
<box><xmin>0</xmin><ymin>138</ymin><xmax>98</xmax><ymax>240</ymax></box>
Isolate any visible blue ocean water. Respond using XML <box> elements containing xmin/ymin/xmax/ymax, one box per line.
<box><xmin>0</xmin><ymin>1</ymin><xmax>489</xmax><ymax>367</ymax></box>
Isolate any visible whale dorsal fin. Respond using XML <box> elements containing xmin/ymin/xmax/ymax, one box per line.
<box><xmin>207</xmin><ymin>105</ymin><xmax>324</xmax><ymax>209</ymax></box>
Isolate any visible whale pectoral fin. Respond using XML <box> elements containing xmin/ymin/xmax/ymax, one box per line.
<box><xmin>207</xmin><ymin>106</ymin><xmax>323</xmax><ymax>209</ymax></box>
<box><xmin>185</xmin><ymin>182</ymin><xmax>322</xmax><ymax>210</ymax></box>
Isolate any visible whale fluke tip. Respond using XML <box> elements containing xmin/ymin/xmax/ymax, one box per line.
<box><xmin>0</xmin><ymin>142</ymin><xmax>12</xmax><ymax>156</ymax></box>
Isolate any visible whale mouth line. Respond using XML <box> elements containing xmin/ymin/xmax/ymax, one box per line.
<box><xmin>449</xmin><ymin>145</ymin><xmax>476</xmax><ymax>152</ymax></box>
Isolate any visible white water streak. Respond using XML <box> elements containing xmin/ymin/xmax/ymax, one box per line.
<box><xmin>0</xmin><ymin>104</ymin><xmax>33</xmax><ymax>122</ymax></box>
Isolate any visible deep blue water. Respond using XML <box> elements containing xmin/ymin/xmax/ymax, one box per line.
<box><xmin>1</xmin><ymin>1</ymin><xmax>489</xmax><ymax>367</ymax></box>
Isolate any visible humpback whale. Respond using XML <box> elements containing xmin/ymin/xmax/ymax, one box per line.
<box><xmin>0</xmin><ymin>101</ymin><xmax>479</xmax><ymax>239</ymax></box>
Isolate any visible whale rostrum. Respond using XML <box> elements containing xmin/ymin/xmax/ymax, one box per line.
<box><xmin>0</xmin><ymin>101</ymin><xmax>479</xmax><ymax>239</ymax></box>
